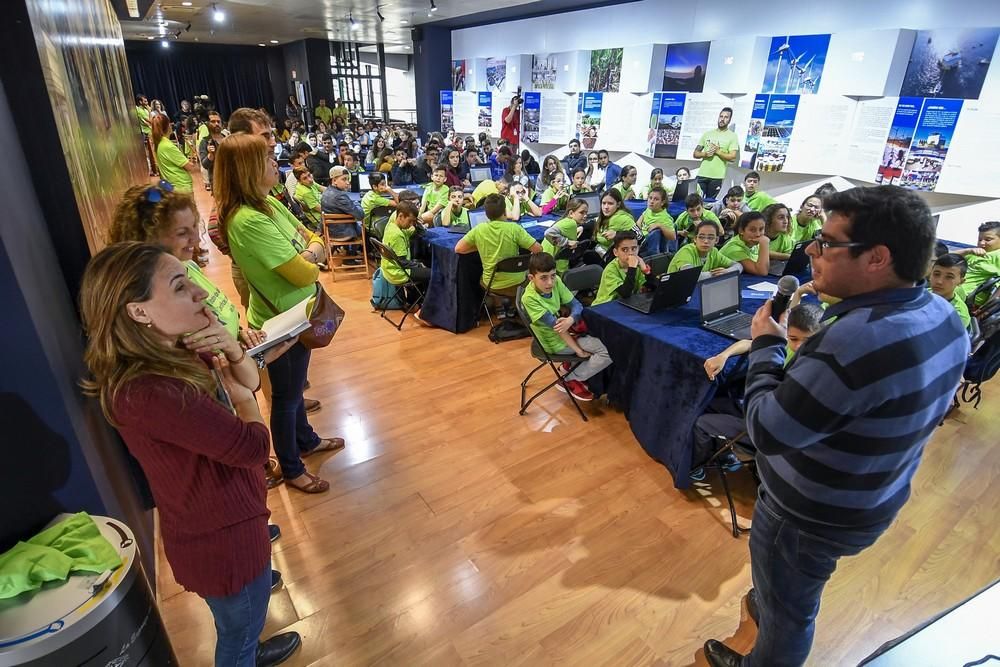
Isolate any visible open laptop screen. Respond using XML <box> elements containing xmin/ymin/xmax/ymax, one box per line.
<box><xmin>700</xmin><ymin>272</ymin><xmax>740</xmax><ymax>321</ymax></box>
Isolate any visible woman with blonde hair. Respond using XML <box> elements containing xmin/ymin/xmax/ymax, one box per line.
<box><xmin>151</xmin><ymin>114</ymin><xmax>197</xmax><ymax>193</ymax></box>
<box><xmin>80</xmin><ymin>242</ymin><xmax>301</xmax><ymax>667</ymax></box>
<box><xmin>214</xmin><ymin>132</ymin><xmax>342</xmax><ymax>493</ymax></box>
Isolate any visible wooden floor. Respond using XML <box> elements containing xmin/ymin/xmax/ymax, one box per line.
<box><xmin>156</xmin><ymin>183</ymin><xmax>1000</xmax><ymax>666</ymax></box>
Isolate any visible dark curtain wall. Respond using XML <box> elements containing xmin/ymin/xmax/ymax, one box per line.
<box><xmin>124</xmin><ymin>40</ymin><xmax>275</xmax><ymax>118</ymax></box>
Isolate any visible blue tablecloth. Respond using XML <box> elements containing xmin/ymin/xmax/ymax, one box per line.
<box><xmin>624</xmin><ymin>199</ymin><xmax>688</xmax><ymax>220</ymax></box>
<box><xmin>419</xmin><ymin>217</ymin><xmax>555</xmax><ymax>333</ymax></box>
<box><xmin>583</xmin><ymin>275</ymin><xmax>776</xmax><ymax>489</ymax></box>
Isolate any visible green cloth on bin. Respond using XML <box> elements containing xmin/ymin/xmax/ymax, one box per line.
<box><xmin>0</xmin><ymin>512</ymin><xmax>122</xmax><ymax>599</ymax></box>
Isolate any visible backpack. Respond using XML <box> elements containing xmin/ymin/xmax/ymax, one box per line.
<box><xmin>958</xmin><ymin>289</ymin><xmax>1000</xmax><ymax>409</ymax></box>
<box><xmin>487</xmin><ymin>319</ymin><xmax>531</xmax><ymax>344</ymax></box>
<box><xmin>370</xmin><ymin>268</ymin><xmax>404</xmax><ymax>310</ymax></box>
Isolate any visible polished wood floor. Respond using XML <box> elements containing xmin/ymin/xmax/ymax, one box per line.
<box><xmin>155</xmin><ymin>182</ymin><xmax>1000</xmax><ymax>666</ymax></box>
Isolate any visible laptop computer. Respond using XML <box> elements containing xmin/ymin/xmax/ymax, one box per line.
<box><xmin>768</xmin><ymin>240</ymin><xmax>810</xmax><ymax>277</ymax></box>
<box><xmin>700</xmin><ymin>272</ymin><xmax>753</xmax><ymax>340</ymax></box>
<box><xmin>671</xmin><ymin>178</ymin><xmax>695</xmax><ymax>203</ymax></box>
<box><xmin>644</xmin><ymin>252</ymin><xmax>673</xmax><ymax>279</ymax></box>
<box><xmin>620</xmin><ymin>265</ymin><xmax>701</xmax><ymax>314</ymax></box>
<box><xmin>469</xmin><ymin>167</ymin><xmax>492</xmax><ymax>185</ymax></box>
<box><xmin>447</xmin><ymin>209</ymin><xmax>489</xmax><ymax>233</ymax></box>
<box><xmin>576</xmin><ymin>191</ymin><xmax>601</xmax><ymax>220</ymax></box>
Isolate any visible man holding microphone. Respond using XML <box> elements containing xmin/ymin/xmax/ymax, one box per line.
<box><xmin>703</xmin><ymin>186</ymin><xmax>970</xmax><ymax>667</ymax></box>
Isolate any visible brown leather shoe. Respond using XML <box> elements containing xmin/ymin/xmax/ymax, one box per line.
<box><xmin>304</xmin><ymin>398</ymin><xmax>321</xmax><ymax>413</ymax></box>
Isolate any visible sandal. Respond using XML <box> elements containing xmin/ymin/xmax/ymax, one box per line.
<box><xmin>285</xmin><ymin>471</ymin><xmax>330</xmax><ymax>494</ymax></box>
<box><xmin>301</xmin><ymin>437</ymin><xmax>346</xmax><ymax>458</ymax></box>
<box><xmin>264</xmin><ymin>457</ymin><xmax>284</xmax><ymax>488</ymax></box>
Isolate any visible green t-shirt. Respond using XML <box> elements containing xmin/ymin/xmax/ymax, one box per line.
<box><xmin>362</xmin><ymin>189</ymin><xmax>393</xmax><ymax>218</ymax></box>
<box><xmin>540</xmin><ymin>186</ymin><xmax>568</xmax><ymax>208</ymax></box>
<box><xmin>461</xmin><ymin>221</ymin><xmax>537</xmax><ymax>289</ymax></box>
<box><xmin>639</xmin><ymin>208</ymin><xmax>675</xmax><ymax>236</ymax></box>
<box><xmin>745</xmin><ymin>190</ymin><xmax>777</xmax><ymax>212</ymax></box>
<box><xmin>226</xmin><ymin>197</ymin><xmax>315</xmax><ymax>328</ymax></box>
<box><xmin>295</xmin><ymin>181</ymin><xmax>323</xmax><ymax>227</ymax></box>
<box><xmin>442</xmin><ymin>205</ymin><xmax>470</xmax><ymax>227</ymax></box>
<box><xmin>956</xmin><ymin>249</ymin><xmax>1000</xmax><ymax>304</ymax></box>
<box><xmin>674</xmin><ymin>209</ymin><xmax>722</xmax><ymax>233</ymax></box>
<box><xmin>381</xmin><ymin>221</ymin><xmax>416</xmax><ymax>285</ymax></box>
<box><xmin>596</xmin><ymin>210</ymin><xmax>637</xmax><ymax>250</ymax></box>
<box><xmin>939</xmin><ymin>290</ymin><xmax>972</xmax><ymax>330</ymax></box>
<box><xmin>668</xmin><ymin>243</ymin><xmax>734</xmax><ymax>273</ymax></box>
<box><xmin>506</xmin><ymin>197</ymin><xmax>533</xmax><ymax>216</ymax></box>
<box><xmin>136</xmin><ymin>106</ymin><xmax>150</xmax><ymax>134</ymax></box>
<box><xmin>471</xmin><ymin>180</ymin><xmax>498</xmax><ymax>206</ymax></box>
<box><xmin>522</xmin><ymin>277</ymin><xmax>575</xmax><ymax>354</ymax></box>
<box><xmin>696</xmin><ymin>128</ymin><xmax>739</xmax><ymax>179</ymax></box>
<box><xmin>769</xmin><ymin>231</ymin><xmax>796</xmax><ymax>255</ymax></box>
<box><xmin>541</xmin><ymin>217</ymin><xmax>579</xmax><ymax>274</ymax></box>
<box><xmin>315</xmin><ymin>105</ymin><xmax>333</xmax><ymax>125</ymax></box>
<box><xmin>196</xmin><ymin>123</ymin><xmax>209</xmax><ymax>144</ymax></box>
<box><xmin>721</xmin><ymin>236</ymin><xmax>760</xmax><ymax>264</ymax></box>
<box><xmin>593</xmin><ymin>259</ymin><xmax>647</xmax><ymax>306</ymax></box>
<box><xmin>421</xmin><ymin>183</ymin><xmax>450</xmax><ymax>212</ymax></box>
<box><xmin>186</xmin><ymin>262</ymin><xmax>240</xmax><ymax>339</ymax></box>
<box><xmin>156</xmin><ymin>137</ymin><xmax>193</xmax><ymax>193</ymax></box>
<box><xmin>791</xmin><ymin>217</ymin><xmax>822</xmax><ymax>243</ymax></box>
<box><xmin>612</xmin><ymin>182</ymin><xmax>636</xmax><ymax>201</ymax></box>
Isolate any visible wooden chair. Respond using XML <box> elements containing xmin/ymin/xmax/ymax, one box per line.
<box><xmin>321</xmin><ymin>213</ymin><xmax>370</xmax><ymax>281</ymax></box>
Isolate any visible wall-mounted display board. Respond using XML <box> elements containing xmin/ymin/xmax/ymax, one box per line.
<box><xmin>900</xmin><ymin>28</ymin><xmax>1000</xmax><ymax>99</ymax></box>
<box><xmin>740</xmin><ymin>94</ymin><xmax>801</xmax><ymax>173</ymax></box>
<box><xmin>597</xmin><ymin>93</ymin><xmax>645</xmax><ymax>151</ymax></box>
<box><xmin>782</xmin><ymin>95</ymin><xmax>857</xmax><ymax>175</ymax></box>
<box><xmin>521</xmin><ymin>92</ymin><xmax>541</xmax><ymax>143</ymax></box>
<box><xmin>576</xmin><ymin>92</ymin><xmax>603</xmax><ymax>150</ymax></box>
<box><xmin>839</xmin><ymin>96</ymin><xmax>898</xmax><ymax>181</ymax></box>
<box><xmin>704</xmin><ymin>36</ymin><xmax>770</xmax><ymax>95</ymax></box>
<box><xmin>588</xmin><ymin>48</ymin><xmax>624</xmax><ymax>92</ymax></box>
<box><xmin>760</xmin><ymin>34</ymin><xmax>831</xmax><ymax>95</ymax></box>
<box><xmin>645</xmin><ymin>92</ymin><xmax>687</xmax><ymax>159</ymax></box>
<box><xmin>440</xmin><ymin>91</ymin><xmax>453</xmax><ymax>133</ymax></box>
<box><xmin>506</xmin><ymin>54</ymin><xmax>533</xmax><ymax>93</ymax></box>
<box><xmin>530</xmin><ymin>51</ymin><xmax>591</xmax><ymax>92</ymax></box>
<box><xmin>664</xmin><ymin>42</ymin><xmax>712</xmax><ymax>93</ymax></box>
<box><xmin>676</xmin><ymin>91</ymin><xmax>731</xmax><ymax>158</ymax></box>
<box><xmin>484</xmin><ymin>57</ymin><xmax>507</xmax><ymax>92</ymax></box>
<box><xmin>537</xmin><ymin>91</ymin><xmax>576</xmax><ymax>144</ymax></box>
<box><xmin>452</xmin><ymin>61</ymin><xmax>467</xmax><ymax>91</ymax></box>
<box><xmin>822</xmin><ymin>29</ymin><xmax>914</xmax><ymax>97</ymax></box>
<box><xmin>875</xmin><ymin>97</ymin><xmax>963</xmax><ymax>192</ymax></box>
<box><xmin>936</xmin><ymin>101</ymin><xmax>1000</xmax><ymax>197</ymax></box>
<box><xmin>477</xmin><ymin>92</ymin><xmax>493</xmax><ymax>130</ymax></box>
<box><xmin>451</xmin><ymin>91</ymin><xmax>478</xmax><ymax>134</ymax></box>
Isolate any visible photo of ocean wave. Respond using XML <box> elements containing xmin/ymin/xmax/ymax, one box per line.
<box><xmin>900</xmin><ymin>28</ymin><xmax>999</xmax><ymax>99</ymax></box>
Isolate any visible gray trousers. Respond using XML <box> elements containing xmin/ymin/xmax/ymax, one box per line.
<box><xmin>558</xmin><ymin>335</ymin><xmax>612</xmax><ymax>382</ymax></box>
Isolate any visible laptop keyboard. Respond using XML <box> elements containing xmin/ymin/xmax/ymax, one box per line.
<box><xmin>711</xmin><ymin>312</ymin><xmax>753</xmax><ymax>335</ymax></box>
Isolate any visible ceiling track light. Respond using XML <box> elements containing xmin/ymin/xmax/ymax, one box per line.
<box><xmin>430</xmin><ymin>0</ymin><xmax>437</xmax><ymax>10</ymax></box>
<box><xmin>349</xmin><ymin>12</ymin><xmax>359</xmax><ymax>30</ymax></box>
<box><xmin>212</xmin><ymin>2</ymin><xmax>225</xmax><ymax>22</ymax></box>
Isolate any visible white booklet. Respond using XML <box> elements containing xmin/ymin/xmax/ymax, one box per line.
<box><xmin>246</xmin><ymin>294</ymin><xmax>314</xmax><ymax>357</ymax></box>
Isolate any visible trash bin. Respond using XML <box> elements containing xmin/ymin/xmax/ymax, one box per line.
<box><xmin>0</xmin><ymin>515</ymin><xmax>177</xmax><ymax>666</ymax></box>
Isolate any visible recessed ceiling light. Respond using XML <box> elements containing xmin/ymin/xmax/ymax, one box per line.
<box><xmin>146</xmin><ymin>35</ymin><xmax>154</xmax><ymax>40</ymax></box>
<box><xmin>161</xmin><ymin>40</ymin><xmax>170</xmax><ymax>48</ymax></box>
<box><xmin>400</xmin><ymin>19</ymin><xmax>408</xmax><ymax>23</ymax></box>
<box><xmin>181</xmin><ymin>1</ymin><xmax>192</xmax><ymax>5</ymax></box>
<box><xmin>269</xmin><ymin>39</ymin><xmax>279</xmax><ymax>43</ymax></box>
<box><xmin>212</xmin><ymin>3</ymin><xmax>224</xmax><ymax>22</ymax></box>
<box><xmin>258</xmin><ymin>43</ymin><xmax>265</xmax><ymax>46</ymax></box>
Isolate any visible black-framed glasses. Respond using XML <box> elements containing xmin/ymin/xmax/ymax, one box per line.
<box><xmin>144</xmin><ymin>180</ymin><xmax>174</xmax><ymax>203</ymax></box>
<box><xmin>811</xmin><ymin>232</ymin><xmax>868</xmax><ymax>256</ymax></box>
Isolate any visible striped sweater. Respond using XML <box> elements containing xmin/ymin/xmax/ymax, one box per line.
<box><xmin>745</xmin><ymin>284</ymin><xmax>969</xmax><ymax>531</ymax></box>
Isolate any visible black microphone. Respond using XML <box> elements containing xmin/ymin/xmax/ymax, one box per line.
<box><xmin>771</xmin><ymin>275</ymin><xmax>800</xmax><ymax>322</ymax></box>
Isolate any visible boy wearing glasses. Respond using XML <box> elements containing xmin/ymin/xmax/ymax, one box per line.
<box><xmin>667</xmin><ymin>220</ymin><xmax>739</xmax><ymax>280</ymax></box>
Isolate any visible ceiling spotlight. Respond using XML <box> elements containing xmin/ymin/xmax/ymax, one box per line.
<box><xmin>258</xmin><ymin>43</ymin><xmax>265</xmax><ymax>46</ymax></box>
<box><xmin>349</xmin><ymin>12</ymin><xmax>359</xmax><ymax>30</ymax></box>
<box><xmin>185</xmin><ymin>22</ymin><xmax>192</xmax><ymax>32</ymax></box>
<box><xmin>146</xmin><ymin>35</ymin><xmax>154</xmax><ymax>40</ymax></box>
<box><xmin>430</xmin><ymin>0</ymin><xmax>437</xmax><ymax>10</ymax></box>
<box><xmin>269</xmin><ymin>39</ymin><xmax>279</xmax><ymax>44</ymax></box>
<box><xmin>212</xmin><ymin>3</ymin><xmax>224</xmax><ymax>22</ymax></box>
<box><xmin>427</xmin><ymin>12</ymin><xmax>432</xmax><ymax>17</ymax></box>
<box><xmin>182</xmin><ymin>1</ymin><xmax>192</xmax><ymax>5</ymax></box>
<box><xmin>161</xmin><ymin>40</ymin><xmax>170</xmax><ymax>48</ymax></box>
<box><xmin>175</xmin><ymin>29</ymin><xmax>182</xmax><ymax>38</ymax></box>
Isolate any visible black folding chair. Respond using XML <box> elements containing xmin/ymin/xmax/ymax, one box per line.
<box><xmin>514</xmin><ymin>285</ymin><xmax>588</xmax><ymax>422</ymax></box>
<box><xmin>700</xmin><ymin>430</ymin><xmax>758</xmax><ymax>538</ymax></box>
<box><xmin>369</xmin><ymin>238</ymin><xmax>425</xmax><ymax>330</ymax></box>
<box><xmin>478</xmin><ymin>254</ymin><xmax>532</xmax><ymax>330</ymax></box>
<box><xmin>561</xmin><ymin>263</ymin><xmax>603</xmax><ymax>305</ymax></box>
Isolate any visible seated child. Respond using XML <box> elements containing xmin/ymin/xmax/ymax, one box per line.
<box><xmin>593</xmin><ymin>231</ymin><xmax>648</xmax><ymax>306</ymax></box>
<box><xmin>419</xmin><ymin>165</ymin><xmax>450</xmax><ymax>224</ymax></box>
<box><xmin>361</xmin><ymin>172</ymin><xmax>398</xmax><ymax>220</ymax></box>
<box><xmin>439</xmin><ymin>185</ymin><xmax>470</xmax><ymax>227</ymax></box>
<box><xmin>691</xmin><ymin>302</ymin><xmax>824</xmax><ymax>479</ymax></box>
<box><xmin>540</xmin><ymin>171</ymin><xmax>570</xmax><ymax>211</ymax></box>
<box><xmin>763</xmin><ymin>203</ymin><xmax>795</xmax><ymax>260</ymax></box>
<box><xmin>521</xmin><ymin>252</ymin><xmax>613</xmax><ymax>402</ymax></box>
<box><xmin>594</xmin><ymin>189</ymin><xmax>637</xmax><ymax>253</ymax></box>
<box><xmin>568</xmin><ymin>168</ymin><xmax>591</xmax><ymax>196</ymax></box>
<box><xmin>293</xmin><ymin>165</ymin><xmax>325</xmax><ymax>231</ymax></box>
<box><xmin>506</xmin><ymin>181</ymin><xmax>543</xmax><ymax>221</ymax></box>
<box><xmin>954</xmin><ymin>220</ymin><xmax>1000</xmax><ymax>306</ymax></box>
<box><xmin>381</xmin><ymin>201</ymin><xmax>430</xmax><ymax>287</ymax></box>
<box><xmin>455</xmin><ymin>193</ymin><xmax>542</xmax><ymax>298</ymax></box>
<box><xmin>743</xmin><ymin>171</ymin><xmax>777</xmax><ymax>212</ymax></box>
<box><xmin>387</xmin><ymin>189</ymin><xmax>421</xmax><ymax>226</ymax></box>
<box><xmin>639</xmin><ymin>168</ymin><xmax>664</xmax><ymax>200</ymax></box>
<box><xmin>674</xmin><ymin>193</ymin><xmax>723</xmax><ymax>242</ymax></box>
<box><xmin>720</xmin><ymin>211</ymin><xmax>771</xmax><ymax>276</ymax></box>
<box><xmin>637</xmin><ymin>186</ymin><xmax>676</xmax><ymax>257</ymax></box>
<box><xmin>930</xmin><ymin>253</ymin><xmax>971</xmax><ymax>330</ymax></box>
<box><xmin>542</xmin><ymin>197</ymin><xmax>589</xmax><ymax>274</ymax></box>
<box><xmin>791</xmin><ymin>194</ymin><xmax>824</xmax><ymax>243</ymax></box>
<box><xmin>667</xmin><ymin>220</ymin><xmax>741</xmax><ymax>280</ymax></box>
<box><xmin>611</xmin><ymin>165</ymin><xmax>638</xmax><ymax>201</ymax></box>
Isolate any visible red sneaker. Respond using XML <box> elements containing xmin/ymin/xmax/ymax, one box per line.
<box><xmin>560</xmin><ymin>362</ymin><xmax>573</xmax><ymax>375</ymax></box>
<box><xmin>557</xmin><ymin>379</ymin><xmax>594</xmax><ymax>401</ymax></box>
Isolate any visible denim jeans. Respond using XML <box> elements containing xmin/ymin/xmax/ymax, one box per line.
<box><xmin>745</xmin><ymin>489</ymin><xmax>883</xmax><ymax>667</ymax></box>
<box><xmin>697</xmin><ymin>176</ymin><xmax>723</xmax><ymax>200</ymax></box>
<box><xmin>203</xmin><ymin>564</ymin><xmax>271</xmax><ymax>667</ymax></box>
<box><xmin>638</xmin><ymin>229</ymin><xmax>676</xmax><ymax>258</ymax></box>
<box><xmin>265</xmin><ymin>341</ymin><xmax>320</xmax><ymax>479</ymax></box>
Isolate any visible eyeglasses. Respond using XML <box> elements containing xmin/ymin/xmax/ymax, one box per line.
<box><xmin>144</xmin><ymin>180</ymin><xmax>174</xmax><ymax>203</ymax></box>
<box><xmin>810</xmin><ymin>232</ymin><xmax>868</xmax><ymax>256</ymax></box>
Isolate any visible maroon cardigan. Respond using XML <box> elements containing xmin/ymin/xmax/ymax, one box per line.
<box><xmin>114</xmin><ymin>375</ymin><xmax>271</xmax><ymax>597</ymax></box>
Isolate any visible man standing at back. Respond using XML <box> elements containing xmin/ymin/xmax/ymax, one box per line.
<box><xmin>332</xmin><ymin>98</ymin><xmax>349</xmax><ymax>127</ymax></box>
<box><xmin>314</xmin><ymin>98</ymin><xmax>333</xmax><ymax>127</ymax></box>
<box><xmin>703</xmin><ymin>185</ymin><xmax>970</xmax><ymax>667</ymax></box>
<box><xmin>693</xmin><ymin>107</ymin><xmax>738</xmax><ymax>199</ymax></box>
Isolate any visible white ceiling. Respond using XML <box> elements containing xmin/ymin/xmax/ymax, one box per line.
<box><xmin>122</xmin><ymin>0</ymin><xmax>544</xmax><ymax>52</ymax></box>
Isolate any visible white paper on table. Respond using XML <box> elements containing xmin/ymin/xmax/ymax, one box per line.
<box><xmin>747</xmin><ymin>282</ymin><xmax>778</xmax><ymax>294</ymax></box>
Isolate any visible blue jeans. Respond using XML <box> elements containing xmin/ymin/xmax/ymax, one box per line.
<box><xmin>745</xmin><ymin>489</ymin><xmax>882</xmax><ymax>667</ymax></box>
<box><xmin>639</xmin><ymin>229</ymin><xmax>675</xmax><ymax>258</ymax></box>
<box><xmin>265</xmin><ymin>341</ymin><xmax>320</xmax><ymax>479</ymax></box>
<box><xmin>328</xmin><ymin>221</ymin><xmax>361</xmax><ymax>239</ymax></box>
<box><xmin>203</xmin><ymin>564</ymin><xmax>271</xmax><ymax>666</ymax></box>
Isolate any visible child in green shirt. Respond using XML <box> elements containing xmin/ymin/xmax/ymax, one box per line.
<box><xmin>954</xmin><ymin>220</ymin><xmax>1000</xmax><ymax>306</ymax></box>
<box><xmin>763</xmin><ymin>203</ymin><xmax>796</xmax><ymax>260</ymax></box>
<box><xmin>506</xmin><ymin>182</ymin><xmax>543</xmax><ymax>221</ymax></box>
<box><xmin>381</xmin><ymin>201</ymin><xmax>430</xmax><ymax>287</ymax></box>
<box><xmin>593</xmin><ymin>231</ymin><xmax>648</xmax><ymax>306</ymax></box>
<box><xmin>568</xmin><ymin>168</ymin><xmax>591</xmax><ymax>196</ymax></box>
<box><xmin>419</xmin><ymin>166</ymin><xmax>450</xmax><ymax>224</ymax></box>
<box><xmin>639</xmin><ymin>168</ymin><xmax>664</xmax><ymax>200</ymax></box>
<box><xmin>521</xmin><ymin>252</ymin><xmax>612</xmax><ymax>402</ymax></box>
<box><xmin>439</xmin><ymin>185</ymin><xmax>470</xmax><ymax>227</ymax></box>
<box><xmin>540</xmin><ymin>171</ymin><xmax>570</xmax><ymax>211</ymax></box>
<box><xmin>674</xmin><ymin>193</ymin><xmax>722</xmax><ymax>241</ymax></box>
<box><xmin>743</xmin><ymin>170</ymin><xmax>777</xmax><ymax>212</ymax></box>
<box><xmin>637</xmin><ymin>186</ymin><xmax>675</xmax><ymax>257</ymax></box>
<box><xmin>542</xmin><ymin>198</ymin><xmax>589</xmax><ymax>274</ymax></box>
<box><xmin>668</xmin><ymin>220</ymin><xmax>740</xmax><ymax>280</ymax></box>
<box><xmin>293</xmin><ymin>166</ymin><xmax>325</xmax><ymax>231</ymax></box>
<box><xmin>611</xmin><ymin>165</ymin><xmax>638</xmax><ymax>201</ymax></box>
<box><xmin>455</xmin><ymin>193</ymin><xmax>542</xmax><ymax>296</ymax></box>
<box><xmin>720</xmin><ymin>211</ymin><xmax>771</xmax><ymax>276</ymax></box>
<box><xmin>595</xmin><ymin>189</ymin><xmax>638</xmax><ymax>252</ymax></box>
<box><xmin>791</xmin><ymin>194</ymin><xmax>824</xmax><ymax>243</ymax></box>
<box><xmin>929</xmin><ymin>253</ymin><xmax>972</xmax><ymax>330</ymax></box>
<box><xmin>361</xmin><ymin>172</ymin><xmax>398</xmax><ymax>220</ymax></box>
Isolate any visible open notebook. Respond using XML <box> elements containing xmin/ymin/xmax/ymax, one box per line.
<box><xmin>245</xmin><ymin>293</ymin><xmax>314</xmax><ymax>357</ymax></box>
